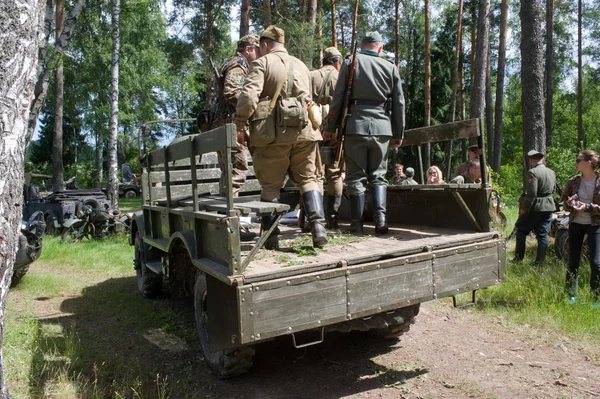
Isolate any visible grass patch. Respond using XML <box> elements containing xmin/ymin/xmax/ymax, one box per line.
<box><xmin>118</xmin><ymin>198</ymin><xmax>142</xmax><ymax>213</ymax></box>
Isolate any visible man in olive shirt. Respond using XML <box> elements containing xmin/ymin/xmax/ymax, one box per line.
<box><xmin>311</xmin><ymin>47</ymin><xmax>343</xmax><ymax>228</ymax></box>
<box><xmin>323</xmin><ymin>32</ymin><xmax>405</xmax><ymax>235</ymax></box>
<box><xmin>450</xmin><ymin>160</ymin><xmax>482</xmax><ymax>184</ymax></box>
<box><xmin>398</xmin><ymin>167</ymin><xmax>418</xmax><ymax>185</ymax></box>
<box><xmin>514</xmin><ymin>150</ymin><xmax>557</xmax><ymax>263</ymax></box>
<box><xmin>235</xmin><ymin>26</ymin><xmax>327</xmax><ymax>249</ymax></box>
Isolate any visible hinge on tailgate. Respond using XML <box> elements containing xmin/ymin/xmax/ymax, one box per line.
<box><xmin>452</xmin><ymin>290</ymin><xmax>477</xmax><ymax>308</ymax></box>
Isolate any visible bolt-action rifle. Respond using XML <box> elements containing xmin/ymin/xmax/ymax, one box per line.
<box><xmin>334</xmin><ymin>41</ymin><xmax>359</xmax><ymax>163</ymax></box>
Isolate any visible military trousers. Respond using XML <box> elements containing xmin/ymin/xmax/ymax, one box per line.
<box><xmin>344</xmin><ymin>134</ymin><xmax>390</xmax><ymax>195</ymax></box>
<box><xmin>218</xmin><ymin>143</ymin><xmax>249</xmax><ymax>198</ymax></box>
<box><xmin>253</xmin><ymin>140</ymin><xmax>321</xmax><ymax>201</ymax></box>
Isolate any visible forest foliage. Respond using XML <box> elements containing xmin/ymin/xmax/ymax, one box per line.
<box><xmin>25</xmin><ymin>0</ymin><xmax>600</xmax><ymax>202</ymax></box>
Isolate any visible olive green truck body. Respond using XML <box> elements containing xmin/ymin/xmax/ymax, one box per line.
<box><xmin>130</xmin><ymin>119</ymin><xmax>506</xmax><ymax>377</ymax></box>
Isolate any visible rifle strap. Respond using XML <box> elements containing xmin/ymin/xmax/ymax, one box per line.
<box><xmin>268</xmin><ymin>55</ymin><xmax>290</xmax><ymax>113</ymax></box>
<box><xmin>286</xmin><ymin>57</ymin><xmax>295</xmax><ymax>98</ymax></box>
<box><xmin>317</xmin><ymin>68</ymin><xmax>335</xmax><ymax>105</ymax></box>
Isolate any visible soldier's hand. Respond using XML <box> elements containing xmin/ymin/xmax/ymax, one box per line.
<box><xmin>236</xmin><ymin>130</ymin><xmax>246</xmax><ymax>145</ymax></box>
<box><xmin>322</xmin><ymin>130</ymin><xmax>335</xmax><ymax>141</ymax></box>
<box><xmin>390</xmin><ymin>139</ymin><xmax>403</xmax><ymax>149</ymax></box>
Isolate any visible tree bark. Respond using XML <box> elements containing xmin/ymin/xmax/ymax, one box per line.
<box><xmin>331</xmin><ymin>0</ymin><xmax>337</xmax><ymax>47</ymax></box>
<box><xmin>577</xmin><ymin>0</ymin><xmax>583</xmax><ymax>149</ymax></box>
<box><xmin>493</xmin><ymin>0</ymin><xmax>508</xmax><ymax>173</ymax></box>
<box><xmin>96</xmin><ymin>131</ymin><xmax>103</xmax><ymax>185</ymax></box>
<box><xmin>264</xmin><ymin>0</ymin><xmax>271</xmax><ymax>27</ymax></box>
<box><xmin>108</xmin><ymin>0</ymin><xmax>120</xmax><ymax>208</ymax></box>
<box><xmin>53</xmin><ymin>0</ymin><xmax>65</xmax><ymax>191</ymax></box>
<box><xmin>470</xmin><ymin>0</ymin><xmax>490</xmax><ymax>121</ymax></box>
<box><xmin>520</xmin><ymin>0</ymin><xmax>546</xmax><ymax>168</ymax></box>
<box><xmin>0</xmin><ymin>1</ymin><xmax>44</xmax><ymax>396</ymax></box>
<box><xmin>240</xmin><ymin>0</ymin><xmax>250</xmax><ymax>36</ymax></box>
<box><xmin>351</xmin><ymin>0</ymin><xmax>358</xmax><ymax>48</ymax></box>
<box><xmin>423</xmin><ymin>0</ymin><xmax>431</xmax><ymax>170</ymax></box>
<box><xmin>545</xmin><ymin>0</ymin><xmax>553</xmax><ymax>146</ymax></box>
<box><xmin>395</xmin><ymin>0</ymin><xmax>400</xmax><ymax>68</ymax></box>
<box><xmin>27</xmin><ymin>0</ymin><xmax>84</xmax><ymax>143</ymax></box>
<box><xmin>485</xmin><ymin>44</ymin><xmax>493</xmax><ymax>164</ymax></box>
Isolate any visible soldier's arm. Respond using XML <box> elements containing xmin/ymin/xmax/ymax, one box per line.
<box><xmin>223</xmin><ymin>65</ymin><xmax>246</xmax><ymax>109</ymax></box>
<box><xmin>324</xmin><ymin>61</ymin><xmax>349</xmax><ymax>132</ymax></box>
<box><xmin>234</xmin><ymin>60</ymin><xmax>265</xmax><ymax>130</ymax></box>
<box><xmin>521</xmin><ymin>170</ymin><xmax>538</xmax><ymax>212</ymax></box>
<box><xmin>391</xmin><ymin>65</ymin><xmax>406</xmax><ymax>140</ymax></box>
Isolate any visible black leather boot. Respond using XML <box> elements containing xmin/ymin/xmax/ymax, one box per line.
<box><xmin>326</xmin><ymin>194</ymin><xmax>342</xmax><ymax>229</ymax></box>
<box><xmin>302</xmin><ymin>190</ymin><xmax>328</xmax><ymax>248</ymax></box>
<box><xmin>346</xmin><ymin>193</ymin><xmax>365</xmax><ymax>235</ymax></box>
<box><xmin>260</xmin><ymin>199</ymin><xmax>280</xmax><ymax>250</ymax></box>
<box><xmin>371</xmin><ymin>185</ymin><xmax>388</xmax><ymax>234</ymax></box>
<box><xmin>513</xmin><ymin>232</ymin><xmax>526</xmax><ymax>262</ymax></box>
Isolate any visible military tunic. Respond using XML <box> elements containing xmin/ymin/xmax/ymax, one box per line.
<box><xmin>212</xmin><ymin>52</ymin><xmax>250</xmax><ymax>197</ymax></box>
<box><xmin>325</xmin><ymin>50</ymin><xmax>405</xmax><ymax>195</ymax></box>
<box><xmin>311</xmin><ymin>65</ymin><xmax>343</xmax><ymax>196</ymax></box>
<box><xmin>235</xmin><ymin>47</ymin><xmax>321</xmax><ymax>201</ymax></box>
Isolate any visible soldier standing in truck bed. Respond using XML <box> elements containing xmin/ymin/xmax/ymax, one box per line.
<box><xmin>323</xmin><ymin>32</ymin><xmax>405</xmax><ymax>235</ymax></box>
<box><xmin>311</xmin><ymin>46</ymin><xmax>344</xmax><ymax>229</ymax></box>
<box><xmin>212</xmin><ymin>34</ymin><xmax>260</xmax><ymax>197</ymax></box>
<box><xmin>235</xmin><ymin>25</ymin><xmax>328</xmax><ymax>249</ymax></box>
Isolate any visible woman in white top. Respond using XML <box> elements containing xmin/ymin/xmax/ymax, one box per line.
<box><xmin>561</xmin><ymin>149</ymin><xmax>600</xmax><ymax>307</ymax></box>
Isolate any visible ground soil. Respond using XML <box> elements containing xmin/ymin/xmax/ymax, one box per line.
<box><xmin>11</xmin><ymin>263</ymin><xmax>600</xmax><ymax>399</ymax></box>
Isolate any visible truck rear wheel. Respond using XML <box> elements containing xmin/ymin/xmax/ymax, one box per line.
<box><xmin>369</xmin><ymin>304</ymin><xmax>421</xmax><ymax>339</ymax></box>
<box><xmin>135</xmin><ymin>232</ymin><xmax>162</xmax><ymax>298</ymax></box>
<box><xmin>194</xmin><ymin>272</ymin><xmax>255</xmax><ymax>378</ymax></box>
<box><xmin>124</xmin><ymin>190</ymin><xmax>137</xmax><ymax>199</ymax></box>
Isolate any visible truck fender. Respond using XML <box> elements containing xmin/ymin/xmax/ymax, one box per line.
<box><xmin>168</xmin><ymin>231</ymin><xmax>197</xmax><ymax>260</ymax></box>
<box><xmin>62</xmin><ymin>217</ymin><xmax>83</xmax><ymax>228</ymax></box>
<box><xmin>130</xmin><ymin>211</ymin><xmax>145</xmax><ymax>246</ymax></box>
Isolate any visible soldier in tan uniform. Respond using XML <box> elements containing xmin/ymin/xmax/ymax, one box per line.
<box><xmin>311</xmin><ymin>47</ymin><xmax>344</xmax><ymax>228</ymax></box>
<box><xmin>235</xmin><ymin>26</ymin><xmax>327</xmax><ymax>249</ymax></box>
<box><xmin>212</xmin><ymin>34</ymin><xmax>260</xmax><ymax>197</ymax></box>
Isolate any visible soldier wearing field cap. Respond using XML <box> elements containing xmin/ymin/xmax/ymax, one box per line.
<box><xmin>212</xmin><ymin>34</ymin><xmax>260</xmax><ymax>198</ymax></box>
<box><xmin>235</xmin><ymin>25</ymin><xmax>327</xmax><ymax>249</ymax></box>
<box><xmin>323</xmin><ymin>31</ymin><xmax>406</xmax><ymax>235</ymax></box>
<box><xmin>311</xmin><ymin>46</ymin><xmax>344</xmax><ymax>228</ymax></box>
<box><xmin>514</xmin><ymin>149</ymin><xmax>556</xmax><ymax>263</ymax></box>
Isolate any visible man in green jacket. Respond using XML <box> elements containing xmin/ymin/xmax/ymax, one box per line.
<box><xmin>323</xmin><ymin>32</ymin><xmax>405</xmax><ymax>234</ymax></box>
<box><xmin>514</xmin><ymin>150</ymin><xmax>557</xmax><ymax>263</ymax></box>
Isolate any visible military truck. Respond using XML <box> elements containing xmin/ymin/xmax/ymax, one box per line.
<box><xmin>130</xmin><ymin>119</ymin><xmax>506</xmax><ymax>378</ymax></box>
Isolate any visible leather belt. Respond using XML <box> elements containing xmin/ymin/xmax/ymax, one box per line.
<box><xmin>350</xmin><ymin>99</ymin><xmax>386</xmax><ymax>107</ymax></box>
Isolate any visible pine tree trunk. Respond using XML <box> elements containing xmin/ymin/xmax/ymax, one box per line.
<box><xmin>545</xmin><ymin>0</ymin><xmax>553</xmax><ymax>146</ymax></box>
<box><xmin>351</xmin><ymin>0</ymin><xmax>358</xmax><ymax>48</ymax></box>
<box><xmin>54</xmin><ymin>0</ymin><xmax>65</xmax><ymax>191</ymax></box>
<box><xmin>0</xmin><ymin>1</ymin><xmax>44</xmax><ymax>396</ymax></box>
<box><xmin>331</xmin><ymin>0</ymin><xmax>337</xmax><ymax>47</ymax></box>
<box><xmin>577</xmin><ymin>0</ymin><xmax>583</xmax><ymax>149</ymax></box>
<box><xmin>395</xmin><ymin>0</ymin><xmax>400</xmax><ymax>68</ymax></box>
<box><xmin>485</xmin><ymin>45</ymin><xmax>493</xmax><ymax>164</ymax></box>
<box><xmin>520</xmin><ymin>0</ymin><xmax>546</xmax><ymax>166</ymax></box>
<box><xmin>470</xmin><ymin>0</ymin><xmax>490</xmax><ymax>121</ymax></box>
<box><xmin>108</xmin><ymin>0</ymin><xmax>120</xmax><ymax>208</ymax></box>
<box><xmin>423</xmin><ymin>0</ymin><xmax>431</xmax><ymax>170</ymax></box>
<box><xmin>240</xmin><ymin>0</ymin><xmax>250</xmax><ymax>36</ymax></box>
<box><xmin>264</xmin><ymin>0</ymin><xmax>271</xmax><ymax>27</ymax></box>
<box><xmin>339</xmin><ymin>11</ymin><xmax>345</xmax><ymax>49</ymax></box>
<box><xmin>493</xmin><ymin>0</ymin><xmax>508</xmax><ymax>173</ymax></box>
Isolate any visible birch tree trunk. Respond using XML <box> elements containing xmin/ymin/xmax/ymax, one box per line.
<box><xmin>331</xmin><ymin>0</ymin><xmax>337</xmax><ymax>47</ymax></box>
<box><xmin>53</xmin><ymin>0</ymin><xmax>65</xmax><ymax>190</ymax></box>
<box><xmin>0</xmin><ymin>0</ymin><xmax>44</xmax><ymax>396</ymax></box>
<box><xmin>108</xmin><ymin>0</ymin><xmax>120</xmax><ymax>208</ymax></box>
<box><xmin>240</xmin><ymin>0</ymin><xmax>250</xmax><ymax>36</ymax></box>
<box><xmin>423</xmin><ymin>0</ymin><xmax>431</xmax><ymax>170</ymax></box>
<box><xmin>545</xmin><ymin>0</ymin><xmax>553</xmax><ymax>146</ymax></box>
<box><xmin>520</xmin><ymin>0</ymin><xmax>546</xmax><ymax>166</ymax></box>
<box><xmin>493</xmin><ymin>0</ymin><xmax>508</xmax><ymax>173</ymax></box>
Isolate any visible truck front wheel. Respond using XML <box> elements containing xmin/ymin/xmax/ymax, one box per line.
<box><xmin>124</xmin><ymin>190</ymin><xmax>137</xmax><ymax>199</ymax></box>
<box><xmin>194</xmin><ymin>272</ymin><xmax>255</xmax><ymax>378</ymax></box>
<box><xmin>135</xmin><ymin>232</ymin><xmax>162</xmax><ymax>298</ymax></box>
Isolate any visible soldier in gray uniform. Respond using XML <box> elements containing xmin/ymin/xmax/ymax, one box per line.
<box><xmin>514</xmin><ymin>150</ymin><xmax>557</xmax><ymax>263</ymax></box>
<box><xmin>323</xmin><ymin>32</ymin><xmax>405</xmax><ymax>234</ymax></box>
<box><xmin>449</xmin><ymin>160</ymin><xmax>482</xmax><ymax>184</ymax></box>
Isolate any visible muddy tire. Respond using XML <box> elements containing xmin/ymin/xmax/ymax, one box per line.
<box><xmin>135</xmin><ymin>232</ymin><xmax>162</xmax><ymax>298</ymax></box>
<box><xmin>124</xmin><ymin>190</ymin><xmax>137</xmax><ymax>199</ymax></box>
<box><xmin>554</xmin><ymin>229</ymin><xmax>569</xmax><ymax>261</ymax></box>
<box><xmin>194</xmin><ymin>272</ymin><xmax>254</xmax><ymax>378</ymax></box>
<box><xmin>10</xmin><ymin>266</ymin><xmax>30</xmax><ymax>287</ymax></box>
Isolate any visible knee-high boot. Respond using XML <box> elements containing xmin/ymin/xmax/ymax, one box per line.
<box><xmin>326</xmin><ymin>194</ymin><xmax>342</xmax><ymax>229</ymax></box>
<box><xmin>260</xmin><ymin>199</ymin><xmax>280</xmax><ymax>250</ymax></box>
<box><xmin>371</xmin><ymin>185</ymin><xmax>388</xmax><ymax>234</ymax></box>
<box><xmin>346</xmin><ymin>193</ymin><xmax>365</xmax><ymax>235</ymax></box>
<box><xmin>302</xmin><ymin>191</ymin><xmax>328</xmax><ymax>248</ymax></box>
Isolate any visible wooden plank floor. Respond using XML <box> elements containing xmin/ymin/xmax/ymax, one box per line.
<box><xmin>241</xmin><ymin>222</ymin><xmax>500</xmax><ymax>282</ymax></box>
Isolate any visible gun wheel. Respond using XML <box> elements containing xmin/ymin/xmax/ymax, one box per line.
<box><xmin>194</xmin><ymin>271</ymin><xmax>255</xmax><ymax>378</ymax></box>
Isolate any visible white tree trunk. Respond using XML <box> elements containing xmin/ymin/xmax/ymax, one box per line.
<box><xmin>0</xmin><ymin>0</ymin><xmax>45</xmax><ymax>396</ymax></box>
<box><xmin>108</xmin><ymin>0</ymin><xmax>120</xmax><ymax>208</ymax></box>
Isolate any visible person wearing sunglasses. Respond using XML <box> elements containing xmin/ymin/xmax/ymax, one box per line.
<box><xmin>561</xmin><ymin>149</ymin><xmax>600</xmax><ymax>308</ymax></box>
<box><xmin>426</xmin><ymin>166</ymin><xmax>445</xmax><ymax>184</ymax></box>
<box><xmin>514</xmin><ymin>150</ymin><xmax>556</xmax><ymax>264</ymax></box>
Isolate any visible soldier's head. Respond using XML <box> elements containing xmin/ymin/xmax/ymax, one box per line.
<box><xmin>467</xmin><ymin>145</ymin><xmax>480</xmax><ymax>161</ymax></box>
<box><xmin>260</xmin><ymin>25</ymin><xmax>285</xmax><ymax>55</ymax></box>
<box><xmin>527</xmin><ymin>150</ymin><xmax>545</xmax><ymax>167</ymax></box>
<box><xmin>237</xmin><ymin>34</ymin><xmax>260</xmax><ymax>62</ymax></box>
<box><xmin>467</xmin><ymin>159</ymin><xmax>481</xmax><ymax>180</ymax></box>
<box><xmin>322</xmin><ymin>47</ymin><xmax>343</xmax><ymax>71</ymax></box>
<box><xmin>361</xmin><ymin>31</ymin><xmax>384</xmax><ymax>55</ymax></box>
<box><xmin>405</xmin><ymin>167</ymin><xmax>415</xmax><ymax>178</ymax></box>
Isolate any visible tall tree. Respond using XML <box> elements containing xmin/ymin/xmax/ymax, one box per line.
<box><xmin>0</xmin><ymin>0</ymin><xmax>44</xmax><ymax>396</ymax></box>
<box><xmin>54</xmin><ymin>0</ymin><xmax>65</xmax><ymax>190</ymax></box>
<box><xmin>351</xmin><ymin>0</ymin><xmax>358</xmax><ymax>47</ymax></box>
<box><xmin>577</xmin><ymin>0</ymin><xmax>583</xmax><ymax>148</ymax></box>
<box><xmin>423</xmin><ymin>0</ymin><xmax>431</xmax><ymax>170</ymax></box>
<box><xmin>241</xmin><ymin>0</ymin><xmax>250</xmax><ymax>36</ymax></box>
<box><xmin>394</xmin><ymin>0</ymin><xmax>400</xmax><ymax>67</ymax></box>
<box><xmin>470</xmin><ymin>0</ymin><xmax>490</xmax><ymax>121</ymax></box>
<box><xmin>545</xmin><ymin>0</ymin><xmax>554</xmax><ymax>146</ymax></box>
<box><xmin>492</xmin><ymin>0</ymin><xmax>508</xmax><ymax>173</ymax></box>
<box><xmin>331</xmin><ymin>0</ymin><xmax>337</xmax><ymax>47</ymax></box>
<box><xmin>485</xmin><ymin>44</ymin><xmax>493</xmax><ymax>163</ymax></box>
<box><xmin>108</xmin><ymin>0</ymin><xmax>121</xmax><ymax>207</ymax></box>
<box><xmin>520</xmin><ymin>0</ymin><xmax>546</xmax><ymax>161</ymax></box>
<box><xmin>264</xmin><ymin>0</ymin><xmax>271</xmax><ymax>26</ymax></box>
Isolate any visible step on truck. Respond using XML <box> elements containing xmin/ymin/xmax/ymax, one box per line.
<box><xmin>130</xmin><ymin>118</ymin><xmax>506</xmax><ymax>378</ymax></box>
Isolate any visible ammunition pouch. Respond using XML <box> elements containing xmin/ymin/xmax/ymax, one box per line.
<box><xmin>249</xmin><ymin>98</ymin><xmax>276</xmax><ymax>147</ymax></box>
<box><xmin>275</xmin><ymin>96</ymin><xmax>308</xmax><ymax>141</ymax></box>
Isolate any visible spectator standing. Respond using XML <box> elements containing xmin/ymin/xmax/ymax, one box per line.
<box><xmin>449</xmin><ymin>160</ymin><xmax>481</xmax><ymax>184</ymax></box>
<box><xmin>561</xmin><ymin>149</ymin><xmax>600</xmax><ymax>307</ymax></box>
<box><xmin>399</xmin><ymin>167</ymin><xmax>418</xmax><ymax>185</ymax></box>
<box><xmin>426</xmin><ymin>166</ymin><xmax>445</xmax><ymax>184</ymax></box>
<box><xmin>391</xmin><ymin>164</ymin><xmax>406</xmax><ymax>185</ymax></box>
<box><xmin>513</xmin><ymin>150</ymin><xmax>556</xmax><ymax>263</ymax></box>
